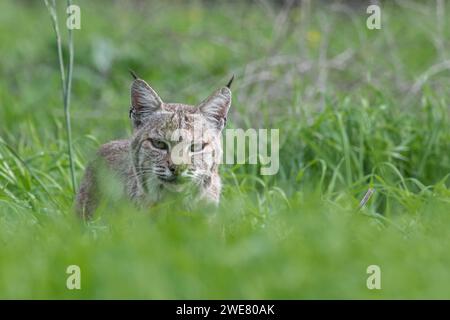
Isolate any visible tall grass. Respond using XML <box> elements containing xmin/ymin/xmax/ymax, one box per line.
<box><xmin>0</xmin><ymin>0</ymin><xmax>449</xmax><ymax>298</ymax></box>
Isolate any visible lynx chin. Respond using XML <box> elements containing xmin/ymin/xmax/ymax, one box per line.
<box><xmin>75</xmin><ymin>73</ymin><xmax>233</xmax><ymax>219</ymax></box>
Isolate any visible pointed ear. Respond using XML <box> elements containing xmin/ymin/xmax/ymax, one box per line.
<box><xmin>198</xmin><ymin>87</ymin><xmax>231</xmax><ymax>130</ymax></box>
<box><xmin>130</xmin><ymin>78</ymin><xmax>163</xmax><ymax>128</ymax></box>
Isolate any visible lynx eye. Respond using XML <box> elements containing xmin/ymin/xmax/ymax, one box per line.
<box><xmin>190</xmin><ymin>142</ymin><xmax>207</xmax><ymax>153</ymax></box>
<box><xmin>149</xmin><ymin>139</ymin><xmax>168</xmax><ymax>150</ymax></box>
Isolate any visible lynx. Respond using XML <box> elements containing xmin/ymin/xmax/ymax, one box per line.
<box><xmin>75</xmin><ymin>73</ymin><xmax>233</xmax><ymax>219</ymax></box>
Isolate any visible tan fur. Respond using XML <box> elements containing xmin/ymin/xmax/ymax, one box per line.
<box><xmin>75</xmin><ymin>76</ymin><xmax>232</xmax><ymax>219</ymax></box>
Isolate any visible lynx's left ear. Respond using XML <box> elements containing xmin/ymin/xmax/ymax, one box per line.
<box><xmin>198</xmin><ymin>84</ymin><xmax>232</xmax><ymax>130</ymax></box>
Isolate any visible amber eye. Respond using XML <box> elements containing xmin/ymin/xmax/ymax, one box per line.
<box><xmin>149</xmin><ymin>139</ymin><xmax>169</xmax><ymax>150</ymax></box>
<box><xmin>190</xmin><ymin>142</ymin><xmax>207</xmax><ymax>153</ymax></box>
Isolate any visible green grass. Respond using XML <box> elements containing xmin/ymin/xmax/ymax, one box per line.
<box><xmin>0</xmin><ymin>0</ymin><xmax>449</xmax><ymax>299</ymax></box>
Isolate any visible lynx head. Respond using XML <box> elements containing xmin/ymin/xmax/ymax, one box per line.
<box><xmin>129</xmin><ymin>74</ymin><xmax>232</xmax><ymax>195</ymax></box>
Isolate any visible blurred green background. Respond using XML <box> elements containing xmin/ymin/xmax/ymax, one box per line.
<box><xmin>0</xmin><ymin>0</ymin><xmax>449</xmax><ymax>299</ymax></box>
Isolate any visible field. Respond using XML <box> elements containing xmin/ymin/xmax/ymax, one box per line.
<box><xmin>0</xmin><ymin>0</ymin><xmax>449</xmax><ymax>299</ymax></box>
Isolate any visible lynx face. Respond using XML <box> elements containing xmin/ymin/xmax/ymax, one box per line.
<box><xmin>129</xmin><ymin>77</ymin><xmax>231</xmax><ymax>198</ymax></box>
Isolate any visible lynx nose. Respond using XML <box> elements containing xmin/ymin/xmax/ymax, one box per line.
<box><xmin>168</xmin><ymin>164</ymin><xmax>177</xmax><ymax>174</ymax></box>
<box><xmin>168</xmin><ymin>164</ymin><xmax>186</xmax><ymax>176</ymax></box>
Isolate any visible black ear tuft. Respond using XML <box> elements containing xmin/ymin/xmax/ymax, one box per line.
<box><xmin>129</xmin><ymin>69</ymin><xmax>139</xmax><ymax>80</ymax></box>
<box><xmin>226</xmin><ymin>74</ymin><xmax>234</xmax><ymax>89</ymax></box>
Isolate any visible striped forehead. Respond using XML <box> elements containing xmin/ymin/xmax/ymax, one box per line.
<box><xmin>162</xmin><ymin>103</ymin><xmax>196</xmax><ymax>113</ymax></box>
<box><xmin>159</xmin><ymin>111</ymin><xmax>196</xmax><ymax>129</ymax></box>
<box><xmin>139</xmin><ymin>108</ymin><xmax>207</xmax><ymax>139</ymax></box>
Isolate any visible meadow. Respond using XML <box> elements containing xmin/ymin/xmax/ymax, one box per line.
<box><xmin>0</xmin><ymin>0</ymin><xmax>449</xmax><ymax>299</ymax></box>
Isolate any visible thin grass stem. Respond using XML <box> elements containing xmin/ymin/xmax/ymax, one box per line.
<box><xmin>44</xmin><ymin>0</ymin><xmax>77</xmax><ymax>195</ymax></box>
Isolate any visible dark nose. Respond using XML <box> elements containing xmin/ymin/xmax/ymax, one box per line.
<box><xmin>168</xmin><ymin>164</ymin><xmax>177</xmax><ymax>175</ymax></box>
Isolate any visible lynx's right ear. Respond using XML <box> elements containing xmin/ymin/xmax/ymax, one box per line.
<box><xmin>198</xmin><ymin>86</ymin><xmax>231</xmax><ymax>131</ymax></box>
<box><xmin>130</xmin><ymin>76</ymin><xmax>163</xmax><ymax>128</ymax></box>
